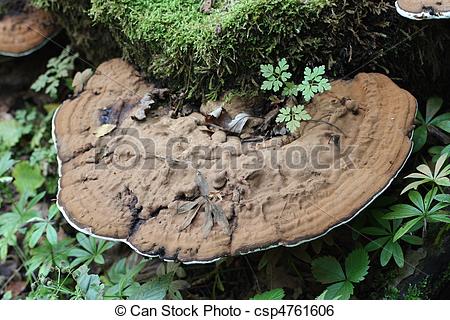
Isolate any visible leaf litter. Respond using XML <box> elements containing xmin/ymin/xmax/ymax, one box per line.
<box><xmin>177</xmin><ymin>171</ymin><xmax>230</xmax><ymax>238</ymax></box>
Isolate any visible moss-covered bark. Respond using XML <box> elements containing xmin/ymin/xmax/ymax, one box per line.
<box><xmin>31</xmin><ymin>0</ymin><xmax>119</xmax><ymax>65</ymax></box>
<box><xmin>32</xmin><ymin>0</ymin><xmax>450</xmax><ymax>100</ymax></box>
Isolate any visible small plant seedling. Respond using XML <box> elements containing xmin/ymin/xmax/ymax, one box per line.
<box><xmin>31</xmin><ymin>46</ymin><xmax>79</xmax><ymax>99</ymax></box>
<box><xmin>260</xmin><ymin>59</ymin><xmax>331</xmax><ymax>133</ymax></box>
<box><xmin>68</xmin><ymin>232</ymin><xmax>115</xmax><ymax>268</ymax></box>
<box><xmin>361</xmin><ymin>211</ymin><xmax>422</xmax><ymax>268</ymax></box>
<box><xmin>311</xmin><ymin>248</ymin><xmax>369</xmax><ymax>300</ymax></box>
<box><xmin>27</xmin><ymin>204</ymin><xmax>59</xmax><ymax>248</ymax></box>
<box><xmin>276</xmin><ymin>105</ymin><xmax>312</xmax><ymax>132</ymax></box>
<box><xmin>402</xmin><ymin>153</ymin><xmax>450</xmax><ymax>194</ymax></box>
<box><xmin>384</xmin><ymin>187</ymin><xmax>450</xmax><ymax>240</ymax></box>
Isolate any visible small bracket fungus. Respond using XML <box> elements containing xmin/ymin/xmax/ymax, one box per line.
<box><xmin>53</xmin><ymin>59</ymin><xmax>416</xmax><ymax>263</ymax></box>
<box><xmin>396</xmin><ymin>0</ymin><xmax>450</xmax><ymax>19</ymax></box>
<box><xmin>0</xmin><ymin>1</ymin><xmax>58</xmax><ymax>57</ymax></box>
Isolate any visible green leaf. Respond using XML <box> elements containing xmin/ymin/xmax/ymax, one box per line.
<box><xmin>29</xmin><ymin>224</ymin><xmax>46</xmax><ymax>248</ymax></box>
<box><xmin>393</xmin><ymin>217</ymin><xmax>422</xmax><ymax>242</ymax></box>
<box><xmin>46</xmin><ymin>225</ymin><xmax>58</xmax><ymax>245</ymax></box>
<box><xmin>408</xmin><ymin>191</ymin><xmax>424</xmax><ymax>212</ymax></box>
<box><xmin>424</xmin><ymin>187</ymin><xmax>438</xmax><ymax>209</ymax></box>
<box><xmin>365</xmin><ymin>236</ymin><xmax>390</xmax><ymax>252</ymax></box>
<box><xmin>280</xmin><ymin>72</ymin><xmax>292</xmax><ymax>82</ymax></box>
<box><xmin>344</xmin><ymin>249</ymin><xmax>369</xmax><ymax>283</ymax></box>
<box><xmin>429</xmin><ymin>113</ymin><xmax>450</xmax><ymax>125</ymax></box>
<box><xmin>401</xmin><ymin>181</ymin><xmax>426</xmax><ymax>194</ymax></box>
<box><xmin>380</xmin><ymin>241</ymin><xmax>393</xmax><ymax>266</ymax></box>
<box><xmin>286</xmin><ymin>119</ymin><xmax>301</xmax><ymax>132</ymax></box>
<box><xmin>76</xmin><ymin>233</ymin><xmax>94</xmax><ymax>253</ymax></box>
<box><xmin>436</xmin><ymin>120</ymin><xmax>450</xmax><ymax>133</ymax></box>
<box><xmin>428</xmin><ymin>214</ymin><xmax>450</xmax><ymax>224</ymax></box>
<box><xmin>74</xmin><ymin>265</ymin><xmax>104</xmax><ymax>300</ymax></box>
<box><xmin>0</xmin><ymin>152</ymin><xmax>15</xmax><ymax>177</ymax></box>
<box><xmin>0</xmin><ymin>120</ymin><xmax>23</xmax><ymax>148</ymax></box>
<box><xmin>128</xmin><ymin>275</ymin><xmax>171</xmax><ymax>300</ymax></box>
<box><xmin>12</xmin><ymin>161</ymin><xmax>44</xmax><ymax>195</ymax></box>
<box><xmin>402</xmin><ymin>235</ymin><xmax>423</xmax><ymax>245</ymax></box>
<box><xmin>282</xmin><ymin>82</ymin><xmax>299</xmax><ymax>97</ymax></box>
<box><xmin>278</xmin><ymin>58</ymin><xmax>289</xmax><ymax>72</ymax></box>
<box><xmin>425</xmin><ymin>96</ymin><xmax>443</xmax><ymax>123</ymax></box>
<box><xmin>272</xmin><ymin>80</ymin><xmax>283</xmax><ymax>92</ymax></box>
<box><xmin>261</xmin><ymin>80</ymin><xmax>273</xmax><ymax>91</ymax></box>
<box><xmin>384</xmin><ymin>204</ymin><xmax>422</xmax><ymax>219</ymax></box>
<box><xmin>311</xmin><ymin>256</ymin><xmax>345</xmax><ymax>284</ymax></box>
<box><xmin>435</xmin><ymin>194</ymin><xmax>450</xmax><ymax>203</ymax></box>
<box><xmin>260</xmin><ymin>64</ymin><xmax>274</xmax><ymax>78</ymax></box>
<box><xmin>48</xmin><ymin>204</ymin><xmax>60</xmax><ymax>220</ymax></box>
<box><xmin>412</xmin><ymin>125</ymin><xmax>427</xmax><ymax>153</ymax></box>
<box><xmin>323</xmin><ymin>281</ymin><xmax>354</xmax><ymax>300</ymax></box>
<box><xmin>428</xmin><ymin>202</ymin><xmax>449</xmax><ymax>214</ymax></box>
<box><xmin>392</xmin><ymin>241</ymin><xmax>404</xmax><ymax>268</ymax></box>
<box><xmin>360</xmin><ymin>227</ymin><xmax>389</xmax><ymax>236</ymax></box>
<box><xmin>251</xmin><ymin>288</ymin><xmax>285</xmax><ymax>300</ymax></box>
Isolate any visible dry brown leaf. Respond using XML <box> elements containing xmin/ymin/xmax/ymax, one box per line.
<box><xmin>211</xmin><ymin>203</ymin><xmax>230</xmax><ymax>235</ymax></box>
<box><xmin>132</xmin><ymin>93</ymin><xmax>155</xmax><ymax>121</ymax></box>
<box><xmin>205</xmin><ymin>107</ymin><xmax>251</xmax><ymax>134</ymax></box>
<box><xmin>202</xmin><ymin>202</ymin><xmax>214</xmax><ymax>238</ymax></box>
<box><xmin>177</xmin><ymin>199</ymin><xmax>201</xmax><ymax>214</ymax></box>
<box><xmin>195</xmin><ymin>171</ymin><xmax>209</xmax><ymax>197</ymax></box>
<box><xmin>227</xmin><ymin>112</ymin><xmax>250</xmax><ymax>134</ymax></box>
<box><xmin>73</xmin><ymin>69</ymin><xmax>93</xmax><ymax>95</ymax></box>
<box><xmin>94</xmin><ymin>124</ymin><xmax>116</xmax><ymax>138</ymax></box>
<box><xmin>179</xmin><ymin>203</ymin><xmax>203</xmax><ymax>231</ymax></box>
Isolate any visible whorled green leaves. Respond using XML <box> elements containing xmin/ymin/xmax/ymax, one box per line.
<box><xmin>384</xmin><ymin>188</ymin><xmax>450</xmax><ymax>242</ymax></box>
<box><xmin>413</xmin><ymin>97</ymin><xmax>450</xmax><ymax>153</ymax></box>
<box><xmin>402</xmin><ymin>153</ymin><xmax>450</xmax><ymax>194</ymax></box>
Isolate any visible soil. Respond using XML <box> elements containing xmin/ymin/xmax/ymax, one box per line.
<box><xmin>397</xmin><ymin>0</ymin><xmax>450</xmax><ymax>13</ymax></box>
<box><xmin>0</xmin><ymin>4</ymin><xmax>57</xmax><ymax>56</ymax></box>
<box><xmin>53</xmin><ymin>59</ymin><xmax>416</xmax><ymax>263</ymax></box>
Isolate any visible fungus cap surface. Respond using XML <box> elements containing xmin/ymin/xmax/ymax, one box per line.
<box><xmin>53</xmin><ymin>59</ymin><xmax>416</xmax><ymax>263</ymax></box>
<box><xmin>396</xmin><ymin>0</ymin><xmax>450</xmax><ymax>19</ymax></box>
<box><xmin>0</xmin><ymin>6</ymin><xmax>58</xmax><ymax>57</ymax></box>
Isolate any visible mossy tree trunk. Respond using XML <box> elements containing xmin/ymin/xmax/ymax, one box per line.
<box><xmin>32</xmin><ymin>0</ymin><xmax>450</xmax><ymax>102</ymax></box>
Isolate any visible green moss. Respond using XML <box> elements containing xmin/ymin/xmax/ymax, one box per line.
<box><xmin>33</xmin><ymin>0</ymin><xmax>450</xmax><ymax>100</ymax></box>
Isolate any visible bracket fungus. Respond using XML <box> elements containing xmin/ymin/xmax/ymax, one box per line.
<box><xmin>53</xmin><ymin>59</ymin><xmax>416</xmax><ymax>263</ymax></box>
<box><xmin>396</xmin><ymin>0</ymin><xmax>450</xmax><ymax>19</ymax></box>
<box><xmin>0</xmin><ymin>1</ymin><xmax>58</xmax><ymax>57</ymax></box>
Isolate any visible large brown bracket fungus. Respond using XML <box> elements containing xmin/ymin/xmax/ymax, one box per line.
<box><xmin>53</xmin><ymin>59</ymin><xmax>416</xmax><ymax>263</ymax></box>
<box><xmin>0</xmin><ymin>1</ymin><xmax>58</xmax><ymax>57</ymax></box>
<box><xmin>396</xmin><ymin>0</ymin><xmax>450</xmax><ymax>19</ymax></box>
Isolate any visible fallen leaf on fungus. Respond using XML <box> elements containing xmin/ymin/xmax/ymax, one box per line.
<box><xmin>73</xmin><ymin>69</ymin><xmax>94</xmax><ymax>95</ymax></box>
<box><xmin>205</xmin><ymin>107</ymin><xmax>251</xmax><ymax>134</ymax></box>
<box><xmin>94</xmin><ymin>124</ymin><xmax>116</xmax><ymax>138</ymax></box>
